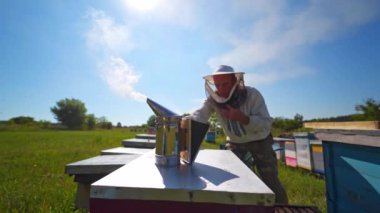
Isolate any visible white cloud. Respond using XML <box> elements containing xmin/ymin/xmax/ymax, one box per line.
<box><xmin>245</xmin><ymin>66</ymin><xmax>313</xmax><ymax>86</ymax></box>
<box><xmin>101</xmin><ymin>56</ymin><xmax>147</xmax><ymax>102</ymax></box>
<box><xmin>208</xmin><ymin>0</ymin><xmax>380</xmax><ymax>85</ymax></box>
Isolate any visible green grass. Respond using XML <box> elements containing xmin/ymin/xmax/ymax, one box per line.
<box><xmin>278</xmin><ymin>162</ymin><xmax>326</xmax><ymax>212</ymax></box>
<box><xmin>0</xmin><ymin>129</ymin><xmax>137</xmax><ymax>212</ymax></box>
<box><xmin>0</xmin><ymin>129</ymin><xmax>326</xmax><ymax>212</ymax></box>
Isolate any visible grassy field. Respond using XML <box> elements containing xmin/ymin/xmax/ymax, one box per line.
<box><xmin>0</xmin><ymin>129</ymin><xmax>326</xmax><ymax>212</ymax></box>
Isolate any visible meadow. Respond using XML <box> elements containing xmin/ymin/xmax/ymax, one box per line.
<box><xmin>0</xmin><ymin>129</ymin><xmax>326</xmax><ymax>212</ymax></box>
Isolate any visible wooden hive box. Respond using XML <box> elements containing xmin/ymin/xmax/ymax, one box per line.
<box><xmin>310</xmin><ymin>140</ymin><xmax>324</xmax><ymax>175</ymax></box>
<box><xmin>293</xmin><ymin>132</ymin><xmax>315</xmax><ymax>171</ymax></box>
<box><xmin>90</xmin><ymin>150</ymin><xmax>276</xmax><ymax>212</ymax></box>
<box><xmin>284</xmin><ymin>141</ymin><xmax>297</xmax><ymax>167</ymax></box>
<box><xmin>273</xmin><ymin>137</ymin><xmax>292</xmax><ymax>161</ymax></box>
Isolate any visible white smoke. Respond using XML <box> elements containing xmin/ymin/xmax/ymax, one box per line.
<box><xmin>101</xmin><ymin>57</ymin><xmax>147</xmax><ymax>102</ymax></box>
<box><xmin>85</xmin><ymin>8</ymin><xmax>146</xmax><ymax>102</ymax></box>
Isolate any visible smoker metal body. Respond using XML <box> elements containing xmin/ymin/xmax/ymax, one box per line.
<box><xmin>147</xmin><ymin>98</ymin><xmax>209</xmax><ymax>166</ymax></box>
<box><xmin>154</xmin><ymin>116</ymin><xmax>182</xmax><ymax>166</ymax></box>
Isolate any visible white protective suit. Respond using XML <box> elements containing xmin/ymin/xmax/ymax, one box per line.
<box><xmin>190</xmin><ymin>86</ymin><xmax>273</xmax><ymax>143</ymax></box>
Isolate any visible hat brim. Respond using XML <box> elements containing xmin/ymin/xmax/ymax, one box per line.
<box><xmin>203</xmin><ymin>72</ymin><xmax>245</xmax><ymax>82</ymax></box>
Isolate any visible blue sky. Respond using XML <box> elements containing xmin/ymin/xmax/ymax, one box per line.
<box><xmin>1</xmin><ymin>0</ymin><xmax>380</xmax><ymax>126</ymax></box>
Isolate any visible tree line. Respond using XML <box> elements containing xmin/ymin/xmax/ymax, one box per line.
<box><xmin>273</xmin><ymin>98</ymin><xmax>380</xmax><ymax>136</ymax></box>
<box><xmin>2</xmin><ymin>98</ymin><xmax>379</xmax><ymax>132</ymax></box>
<box><xmin>307</xmin><ymin>98</ymin><xmax>380</xmax><ymax>122</ymax></box>
<box><xmin>3</xmin><ymin>98</ymin><xmax>116</xmax><ymax>130</ymax></box>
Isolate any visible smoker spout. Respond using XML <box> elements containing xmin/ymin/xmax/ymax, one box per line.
<box><xmin>146</xmin><ymin>98</ymin><xmax>180</xmax><ymax>117</ymax></box>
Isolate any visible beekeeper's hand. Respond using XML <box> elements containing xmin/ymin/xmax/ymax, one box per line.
<box><xmin>220</xmin><ymin>105</ymin><xmax>249</xmax><ymax>125</ymax></box>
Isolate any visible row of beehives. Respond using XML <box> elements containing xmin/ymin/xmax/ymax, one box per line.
<box><xmin>273</xmin><ymin>132</ymin><xmax>324</xmax><ymax>175</ymax></box>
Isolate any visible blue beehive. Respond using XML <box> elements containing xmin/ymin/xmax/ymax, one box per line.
<box><xmin>205</xmin><ymin>131</ymin><xmax>216</xmax><ymax>143</ymax></box>
<box><xmin>316</xmin><ymin>129</ymin><xmax>380</xmax><ymax>213</ymax></box>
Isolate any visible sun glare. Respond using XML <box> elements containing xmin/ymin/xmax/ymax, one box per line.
<box><xmin>126</xmin><ymin>0</ymin><xmax>159</xmax><ymax>12</ymax></box>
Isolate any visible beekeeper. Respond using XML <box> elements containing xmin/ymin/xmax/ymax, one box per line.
<box><xmin>187</xmin><ymin>65</ymin><xmax>288</xmax><ymax>204</ymax></box>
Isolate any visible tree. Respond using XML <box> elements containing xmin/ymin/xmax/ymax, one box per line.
<box><xmin>86</xmin><ymin>114</ymin><xmax>97</xmax><ymax>130</ymax></box>
<box><xmin>355</xmin><ymin>98</ymin><xmax>380</xmax><ymax>121</ymax></box>
<box><xmin>38</xmin><ymin>120</ymin><xmax>51</xmax><ymax>129</ymax></box>
<box><xmin>9</xmin><ymin>116</ymin><xmax>35</xmax><ymax>125</ymax></box>
<box><xmin>147</xmin><ymin>115</ymin><xmax>156</xmax><ymax>127</ymax></box>
<box><xmin>51</xmin><ymin>98</ymin><xmax>87</xmax><ymax>129</ymax></box>
<box><xmin>116</xmin><ymin>122</ymin><xmax>122</xmax><ymax>128</ymax></box>
<box><xmin>272</xmin><ymin>113</ymin><xmax>304</xmax><ymax>133</ymax></box>
<box><xmin>97</xmin><ymin>116</ymin><xmax>113</xmax><ymax>129</ymax></box>
<box><xmin>293</xmin><ymin>113</ymin><xmax>303</xmax><ymax>129</ymax></box>
<box><xmin>294</xmin><ymin>113</ymin><xmax>303</xmax><ymax>123</ymax></box>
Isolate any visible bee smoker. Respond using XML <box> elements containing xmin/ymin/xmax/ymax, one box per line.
<box><xmin>146</xmin><ymin>98</ymin><xmax>209</xmax><ymax>166</ymax></box>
